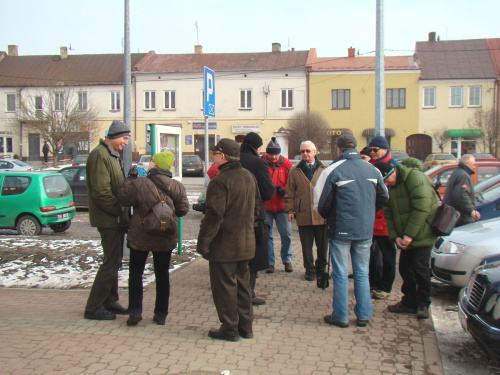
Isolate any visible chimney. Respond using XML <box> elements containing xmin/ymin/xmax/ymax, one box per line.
<box><xmin>60</xmin><ymin>46</ymin><xmax>68</xmax><ymax>59</ymax></box>
<box><xmin>8</xmin><ymin>45</ymin><xmax>18</xmax><ymax>56</ymax></box>
<box><xmin>272</xmin><ymin>43</ymin><xmax>281</xmax><ymax>52</ymax></box>
<box><xmin>348</xmin><ymin>46</ymin><xmax>355</xmax><ymax>58</ymax></box>
<box><xmin>194</xmin><ymin>45</ymin><xmax>203</xmax><ymax>54</ymax></box>
<box><xmin>428</xmin><ymin>32</ymin><xmax>436</xmax><ymax>42</ymax></box>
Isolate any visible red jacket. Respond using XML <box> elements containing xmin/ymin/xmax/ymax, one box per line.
<box><xmin>263</xmin><ymin>155</ymin><xmax>293</xmax><ymax>213</ymax></box>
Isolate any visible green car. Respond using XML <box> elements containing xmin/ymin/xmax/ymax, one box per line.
<box><xmin>0</xmin><ymin>171</ymin><xmax>76</xmax><ymax>235</ymax></box>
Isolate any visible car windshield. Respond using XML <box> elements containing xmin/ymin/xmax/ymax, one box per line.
<box><xmin>479</xmin><ymin>186</ymin><xmax>500</xmax><ymax>204</ymax></box>
<box><xmin>75</xmin><ymin>155</ymin><xmax>88</xmax><ymax>162</ymax></box>
<box><xmin>435</xmin><ymin>155</ymin><xmax>456</xmax><ymax>161</ymax></box>
<box><xmin>475</xmin><ymin>174</ymin><xmax>500</xmax><ymax>194</ymax></box>
<box><xmin>139</xmin><ymin>156</ymin><xmax>151</xmax><ymax>162</ymax></box>
<box><xmin>183</xmin><ymin>156</ymin><xmax>200</xmax><ymax>162</ymax></box>
<box><xmin>10</xmin><ymin>159</ymin><xmax>30</xmax><ymax>167</ymax></box>
<box><xmin>43</xmin><ymin>175</ymin><xmax>71</xmax><ymax>198</ymax></box>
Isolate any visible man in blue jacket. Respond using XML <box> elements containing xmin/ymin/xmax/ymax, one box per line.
<box><xmin>313</xmin><ymin>134</ymin><xmax>388</xmax><ymax>328</ymax></box>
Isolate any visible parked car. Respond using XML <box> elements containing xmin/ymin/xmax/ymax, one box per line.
<box><xmin>0</xmin><ymin>171</ymin><xmax>75</xmax><ymax>235</ymax></box>
<box><xmin>473</xmin><ymin>153</ymin><xmax>499</xmax><ymax>162</ymax></box>
<box><xmin>59</xmin><ymin>166</ymin><xmax>88</xmax><ymax>208</ymax></box>
<box><xmin>431</xmin><ymin>218</ymin><xmax>500</xmax><ymax>287</ymax></box>
<box><xmin>182</xmin><ymin>155</ymin><xmax>204</xmax><ymax>177</ymax></box>
<box><xmin>392</xmin><ymin>150</ymin><xmax>410</xmax><ymax>162</ymax></box>
<box><xmin>425</xmin><ymin>161</ymin><xmax>500</xmax><ymax>197</ymax></box>
<box><xmin>72</xmin><ymin>154</ymin><xmax>89</xmax><ymax>166</ymax></box>
<box><xmin>0</xmin><ymin>159</ymin><xmax>39</xmax><ymax>171</ymax></box>
<box><xmin>135</xmin><ymin>154</ymin><xmax>151</xmax><ymax>176</ymax></box>
<box><xmin>458</xmin><ymin>259</ymin><xmax>500</xmax><ymax>362</ymax></box>
<box><xmin>422</xmin><ymin>153</ymin><xmax>458</xmax><ymax>171</ymax></box>
<box><xmin>475</xmin><ymin>185</ymin><xmax>500</xmax><ymax>221</ymax></box>
<box><xmin>474</xmin><ymin>174</ymin><xmax>500</xmax><ymax>196</ymax></box>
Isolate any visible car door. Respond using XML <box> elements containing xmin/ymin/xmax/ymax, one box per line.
<box><xmin>72</xmin><ymin>168</ymin><xmax>88</xmax><ymax>207</ymax></box>
<box><xmin>0</xmin><ymin>175</ymin><xmax>32</xmax><ymax>228</ymax></box>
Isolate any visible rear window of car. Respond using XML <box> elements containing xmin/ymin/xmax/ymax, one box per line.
<box><xmin>475</xmin><ymin>154</ymin><xmax>494</xmax><ymax>159</ymax></box>
<box><xmin>183</xmin><ymin>156</ymin><xmax>201</xmax><ymax>162</ymax></box>
<box><xmin>435</xmin><ymin>155</ymin><xmax>456</xmax><ymax>161</ymax></box>
<box><xmin>477</xmin><ymin>166</ymin><xmax>500</xmax><ymax>183</ymax></box>
<box><xmin>139</xmin><ymin>156</ymin><xmax>151</xmax><ymax>163</ymax></box>
<box><xmin>43</xmin><ymin>175</ymin><xmax>71</xmax><ymax>198</ymax></box>
<box><xmin>1</xmin><ymin>176</ymin><xmax>31</xmax><ymax>196</ymax></box>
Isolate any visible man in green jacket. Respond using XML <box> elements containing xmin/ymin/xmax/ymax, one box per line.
<box><xmin>84</xmin><ymin>120</ymin><xmax>131</xmax><ymax>321</ymax></box>
<box><xmin>374</xmin><ymin>162</ymin><xmax>439</xmax><ymax>320</ymax></box>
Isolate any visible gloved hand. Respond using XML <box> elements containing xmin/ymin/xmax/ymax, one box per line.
<box><xmin>127</xmin><ymin>165</ymin><xmax>139</xmax><ymax>179</ymax></box>
<box><xmin>276</xmin><ymin>185</ymin><xmax>286</xmax><ymax>196</ymax></box>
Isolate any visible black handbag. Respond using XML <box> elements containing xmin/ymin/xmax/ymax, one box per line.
<box><xmin>430</xmin><ymin>190</ymin><xmax>461</xmax><ymax>236</ymax></box>
<box><xmin>254</xmin><ymin>219</ymin><xmax>270</xmax><ymax>246</ymax></box>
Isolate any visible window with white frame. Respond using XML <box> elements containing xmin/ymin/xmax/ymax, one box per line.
<box><xmin>111</xmin><ymin>91</ymin><xmax>120</xmax><ymax>111</ymax></box>
<box><xmin>332</xmin><ymin>89</ymin><xmax>350</xmax><ymax>109</ymax></box>
<box><xmin>78</xmin><ymin>92</ymin><xmax>87</xmax><ymax>111</ymax></box>
<box><xmin>423</xmin><ymin>87</ymin><xmax>436</xmax><ymax>108</ymax></box>
<box><xmin>6</xmin><ymin>93</ymin><xmax>16</xmax><ymax>112</ymax></box>
<box><xmin>55</xmin><ymin>92</ymin><xmax>64</xmax><ymax>111</ymax></box>
<box><xmin>0</xmin><ymin>136</ymin><xmax>13</xmax><ymax>153</ymax></box>
<box><xmin>240</xmin><ymin>89</ymin><xmax>252</xmax><ymax>109</ymax></box>
<box><xmin>281</xmin><ymin>89</ymin><xmax>293</xmax><ymax>108</ymax></box>
<box><xmin>145</xmin><ymin>91</ymin><xmax>156</xmax><ymax>110</ymax></box>
<box><xmin>450</xmin><ymin>86</ymin><xmax>463</xmax><ymax>107</ymax></box>
<box><xmin>386</xmin><ymin>88</ymin><xmax>406</xmax><ymax>109</ymax></box>
<box><xmin>469</xmin><ymin>86</ymin><xmax>481</xmax><ymax>107</ymax></box>
<box><xmin>164</xmin><ymin>91</ymin><xmax>176</xmax><ymax>109</ymax></box>
<box><xmin>34</xmin><ymin>96</ymin><xmax>43</xmax><ymax>111</ymax></box>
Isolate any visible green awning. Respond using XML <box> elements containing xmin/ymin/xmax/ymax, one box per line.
<box><xmin>446</xmin><ymin>129</ymin><xmax>483</xmax><ymax>138</ymax></box>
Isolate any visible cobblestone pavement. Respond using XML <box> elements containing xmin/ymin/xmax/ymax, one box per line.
<box><xmin>0</xmin><ymin>224</ymin><xmax>443</xmax><ymax>375</ymax></box>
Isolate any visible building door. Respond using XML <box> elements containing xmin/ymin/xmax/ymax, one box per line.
<box><xmin>194</xmin><ymin>135</ymin><xmax>215</xmax><ymax>162</ymax></box>
<box><xmin>28</xmin><ymin>134</ymin><xmax>41</xmax><ymax>161</ymax></box>
<box><xmin>406</xmin><ymin>134</ymin><xmax>431</xmax><ymax>161</ymax></box>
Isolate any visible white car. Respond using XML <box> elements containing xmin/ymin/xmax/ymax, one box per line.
<box><xmin>431</xmin><ymin>218</ymin><xmax>500</xmax><ymax>287</ymax></box>
<box><xmin>0</xmin><ymin>159</ymin><xmax>39</xmax><ymax>171</ymax></box>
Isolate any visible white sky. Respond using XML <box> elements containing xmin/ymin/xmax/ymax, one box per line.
<box><xmin>1</xmin><ymin>0</ymin><xmax>499</xmax><ymax>58</ymax></box>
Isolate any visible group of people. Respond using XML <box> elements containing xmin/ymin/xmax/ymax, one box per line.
<box><xmin>83</xmin><ymin>119</ymin><xmax>480</xmax><ymax>341</ymax></box>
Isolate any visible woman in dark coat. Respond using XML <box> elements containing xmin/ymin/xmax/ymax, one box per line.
<box><xmin>117</xmin><ymin>151</ymin><xmax>189</xmax><ymax>326</ymax></box>
<box><xmin>239</xmin><ymin>132</ymin><xmax>276</xmax><ymax>305</ymax></box>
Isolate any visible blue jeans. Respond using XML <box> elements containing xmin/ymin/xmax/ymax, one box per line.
<box><xmin>329</xmin><ymin>239</ymin><xmax>373</xmax><ymax>323</ymax></box>
<box><xmin>266</xmin><ymin>211</ymin><xmax>292</xmax><ymax>266</ymax></box>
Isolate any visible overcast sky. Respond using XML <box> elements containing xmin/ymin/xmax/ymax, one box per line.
<box><xmin>1</xmin><ymin>0</ymin><xmax>499</xmax><ymax>58</ymax></box>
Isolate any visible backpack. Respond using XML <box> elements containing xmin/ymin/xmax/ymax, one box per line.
<box><xmin>142</xmin><ymin>178</ymin><xmax>177</xmax><ymax>236</ymax></box>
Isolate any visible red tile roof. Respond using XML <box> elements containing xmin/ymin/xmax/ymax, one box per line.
<box><xmin>0</xmin><ymin>53</ymin><xmax>147</xmax><ymax>87</ymax></box>
<box><xmin>486</xmin><ymin>38</ymin><xmax>500</xmax><ymax>77</ymax></box>
<box><xmin>310</xmin><ymin>55</ymin><xmax>418</xmax><ymax>71</ymax></box>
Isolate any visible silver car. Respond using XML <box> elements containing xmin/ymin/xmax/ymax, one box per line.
<box><xmin>431</xmin><ymin>218</ymin><xmax>500</xmax><ymax>287</ymax></box>
<box><xmin>0</xmin><ymin>159</ymin><xmax>39</xmax><ymax>171</ymax></box>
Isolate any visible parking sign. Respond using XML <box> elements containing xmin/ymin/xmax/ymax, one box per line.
<box><xmin>204</xmin><ymin>66</ymin><xmax>215</xmax><ymax>117</ymax></box>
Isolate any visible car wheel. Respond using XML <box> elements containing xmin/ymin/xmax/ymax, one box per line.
<box><xmin>17</xmin><ymin>215</ymin><xmax>42</xmax><ymax>236</ymax></box>
<box><xmin>49</xmin><ymin>220</ymin><xmax>71</xmax><ymax>232</ymax></box>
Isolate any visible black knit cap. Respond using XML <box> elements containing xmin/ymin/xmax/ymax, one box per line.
<box><xmin>243</xmin><ymin>132</ymin><xmax>263</xmax><ymax>149</ymax></box>
<box><xmin>266</xmin><ymin>137</ymin><xmax>281</xmax><ymax>155</ymax></box>
<box><xmin>374</xmin><ymin>161</ymin><xmax>395</xmax><ymax>180</ymax></box>
<box><xmin>360</xmin><ymin>147</ymin><xmax>371</xmax><ymax>157</ymax></box>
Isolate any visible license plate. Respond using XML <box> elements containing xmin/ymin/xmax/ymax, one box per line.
<box><xmin>458</xmin><ymin>303</ymin><xmax>467</xmax><ymax>331</ymax></box>
<box><xmin>187</xmin><ymin>168</ymin><xmax>195</xmax><ymax>171</ymax></box>
<box><xmin>57</xmin><ymin>213</ymin><xmax>69</xmax><ymax>220</ymax></box>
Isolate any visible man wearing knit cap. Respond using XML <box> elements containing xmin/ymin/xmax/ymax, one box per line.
<box><xmin>368</xmin><ymin>135</ymin><xmax>399</xmax><ymax>165</ymax></box>
<box><xmin>84</xmin><ymin>120</ymin><xmax>131</xmax><ymax>320</ymax></box>
<box><xmin>262</xmin><ymin>137</ymin><xmax>293</xmax><ymax>274</ymax></box>
<box><xmin>240</xmin><ymin>132</ymin><xmax>275</xmax><ymax>305</ymax></box>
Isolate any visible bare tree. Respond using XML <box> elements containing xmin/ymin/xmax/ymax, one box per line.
<box><xmin>429</xmin><ymin>126</ymin><xmax>450</xmax><ymax>153</ymax></box>
<box><xmin>467</xmin><ymin>107</ymin><xmax>498</xmax><ymax>154</ymax></box>
<box><xmin>287</xmin><ymin>111</ymin><xmax>330</xmax><ymax>157</ymax></box>
<box><xmin>15</xmin><ymin>87</ymin><xmax>99</xmax><ymax>167</ymax></box>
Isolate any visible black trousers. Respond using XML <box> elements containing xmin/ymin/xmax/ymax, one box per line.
<box><xmin>298</xmin><ymin>225</ymin><xmax>328</xmax><ymax>272</ymax></box>
<box><xmin>399</xmin><ymin>245</ymin><xmax>432</xmax><ymax>309</ymax></box>
<box><xmin>128</xmin><ymin>249</ymin><xmax>172</xmax><ymax>317</ymax></box>
<box><xmin>369</xmin><ymin>236</ymin><xmax>397</xmax><ymax>293</ymax></box>
<box><xmin>209</xmin><ymin>260</ymin><xmax>253</xmax><ymax>336</ymax></box>
<box><xmin>85</xmin><ymin>228</ymin><xmax>125</xmax><ymax>313</ymax></box>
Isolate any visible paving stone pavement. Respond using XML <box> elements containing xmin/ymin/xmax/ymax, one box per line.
<box><xmin>0</xmin><ymin>225</ymin><xmax>444</xmax><ymax>375</ymax></box>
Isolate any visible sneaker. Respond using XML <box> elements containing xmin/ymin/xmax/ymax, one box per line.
<box><xmin>266</xmin><ymin>265</ymin><xmax>275</xmax><ymax>274</ymax></box>
<box><xmin>324</xmin><ymin>315</ymin><xmax>348</xmax><ymax>328</ymax></box>
<box><xmin>417</xmin><ymin>306</ymin><xmax>430</xmax><ymax>320</ymax></box>
<box><xmin>372</xmin><ymin>290</ymin><xmax>390</xmax><ymax>300</ymax></box>
<box><xmin>284</xmin><ymin>263</ymin><xmax>293</xmax><ymax>273</ymax></box>
<box><xmin>252</xmin><ymin>297</ymin><xmax>266</xmax><ymax>306</ymax></box>
<box><xmin>387</xmin><ymin>301</ymin><xmax>417</xmax><ymax>314</ymax></box>
<box><xmin>305</xmin><ymin>270</ymin><xmax>315</xmax><ymax>281</ymax></box>
<box><xmin>356</xmin><ymin>319</ymin><xmax>370</xmax><ymax>327</ymax></box>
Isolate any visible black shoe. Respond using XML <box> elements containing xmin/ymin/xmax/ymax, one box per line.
<box><xmin>387</xmin><ymin>301</ymin><xmax>418</xmax><ymax>314</ymax></box>
<box><xmin>208</xmin><ymin>329</ymin><xmax>239</xmax><ymax>342</ymax></box>
<box><xmin>284</xmin><ymin>263</ymin><xmax>293</xmax><ymax>273</ymax></box>
<box><xmin>126</xmin><ymin>314</ymin><xmax>142</xmax><ymax>326</ymax></box>
<box><xmin>105</xmin><ymin>303</ymin><xmax>128</xmax><ymax>315</ymax></box>
<box><xmin>357</xmin><ymin>319</ymin><xmax>370</xmax><ymax>327</ymax></box>
<box><xmin>324</xmin><ymin>315</ymin><xmax>348</xmax><ymax>328</ymax></box>
<box><xmin>417</xmin><ymin>306</ymin><xmax>430</xmax><ymax>319</ymax></box>
<box><xmin>252</xmin><ymin>297</ymin><xmax>266</xmax><ymax>306</ymax></box>
<box><xmin>305</xmin><ymin>270</ymin><xmax>315</xmax><ymax>281</ymax></box>
<box><xmin>266</xmin><ymin>265</ymin><xmax>275</xmax><ymax>274</ymax></box>
<box><xmin>153</xmin><ymin>314</ymin><xmax>166</xmax><ymax>325</ymax></box>
<box><xmin>84</xmin><ymin>309</ymin><xmax>116</xmax><ymax>320</ymax></box>
<box><xmin>239</xmin><ymin>331</ymin><xmax>254</xmax><ymax>339</ymax></box>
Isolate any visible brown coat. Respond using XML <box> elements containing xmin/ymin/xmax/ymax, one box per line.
<box><xmin>197</xmin><ymin>162</ymin><xmax>260</xmax><ymax>263</ymax></box>
<box><xmin>117</xmin><ymin>168</ymin><xmax>189</xmax><ymax>252</ymax></box>
<box><xmin>285</xmin><ymin>161</ymin><xmax>327</xmax><ymax>226</ymax></box>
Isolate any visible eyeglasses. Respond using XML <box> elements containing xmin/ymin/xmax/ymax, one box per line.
<box><xmin>369</xmin><ymin>148</ymin><xmax>381</xmax><ymax>153</ymax></box>
<box><xmin>300</xmin><ymin>149</ymin><xmax>313</xmax><ymax>154</ymax></box>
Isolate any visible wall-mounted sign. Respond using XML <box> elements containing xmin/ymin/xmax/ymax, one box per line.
<box><xmin>185</xmin><ymin>135</ymin><xmax>192</xmax><ymax>145</ymax></box>
<box><xmin>193</xmin><ymin>122</ymin><xmax>217</xmax><ymax>130</ymax></box>
<box><xmin>232</xmin><ymin>125</ymin><xmax>260</xmax><ymax>133</ymax></box>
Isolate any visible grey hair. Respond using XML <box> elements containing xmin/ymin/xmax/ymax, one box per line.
<box><xmin>300</xmin><ymin>140</ymin><xmax>316</xmax><ymax>151</ymax></box>
<box><xmin>225</xmin><ymin>155</ymin><xmax>240</xmax><ymax>163</ymax></box>
<box><xmin>460</xmin><ymin>154</ymin><xmax>475</xmax><ymax>163</ymax></box>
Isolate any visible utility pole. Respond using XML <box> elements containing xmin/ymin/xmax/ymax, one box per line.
<box><xmin>375</xmin><ymin>0</ymin><xmax>385</xmax><ymax>137</ymax></box>
<box><xmin>123</xmin><ymin>0</ymin><xmax>132</xmax><ymax>173</ymax></box>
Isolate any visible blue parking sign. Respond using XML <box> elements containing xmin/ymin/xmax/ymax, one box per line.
<box><xmin>204</xmin><ymin>66</ymin><xmax>215</xmax><ymax>117</ymax></box>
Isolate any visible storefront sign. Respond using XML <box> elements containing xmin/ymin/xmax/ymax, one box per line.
<box><xmin>193</xmin><ymin>122</ymin><xmax>217</xmax><ymax>130</ymax></box>
<box><xmin>232</xmin><ymin>125</ymin><xmax>260</xmax><ymax>133</ymax></box>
